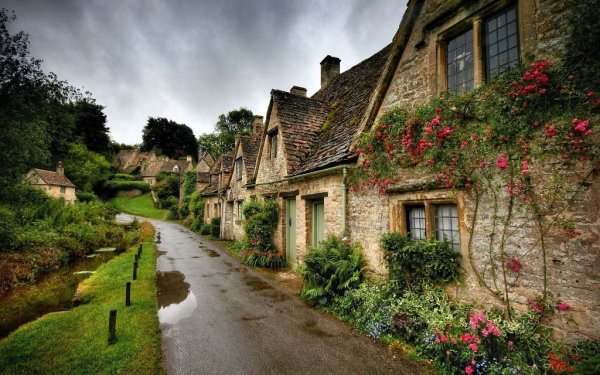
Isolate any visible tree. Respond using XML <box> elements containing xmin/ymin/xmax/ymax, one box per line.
<box><xmin>72</xmin><ymin>99</ymin><xmax>110</xmax><ymax>154</ymax></box>
<box><xmin>63</xmin><ymin>143</ymin><xmax>111</xmax><ymax>192</ymax></box>
<box><xmin>197</xmin><ymin>107</ymin><xmax>253</xmax><ymax>158</ymax></box>
<box><xmin>141</xmin><ymin>117</ymin><xmax>197</xmax><ymax>160</ymax></box>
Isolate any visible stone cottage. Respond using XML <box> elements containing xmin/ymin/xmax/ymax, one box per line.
<box><xmin>26</xmin><ymin>162</ymin><xmax>77</xmax><ymax>204</ymax></box>
<box><xmin>196</xmin><ymin>153</ymin><xmax>215</xmax><ymax>191</ymax></box>
<box><xmin>222</xmin><ymin>116</ymin><xmax>264</xmax><ymax>240</ymax></box>
<box><xmin>200</xmin><ymin>153</ymin><xmax>233</xmax><ymax>226</ymax></box>
<box><xmin>344</xmin><ymin>0</ymin><xmax>599</xmax><ymax>341</ymax></box>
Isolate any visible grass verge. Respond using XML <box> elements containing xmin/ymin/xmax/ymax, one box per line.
<box><xmin>0</xmin><ymin>223</ymin><xmax>162</xmax><ymax>375</ymax></box>
<box><xmin>110</xmin><ymin>193</ymin><xmax>168</xmax><ymax>220</ymax></box>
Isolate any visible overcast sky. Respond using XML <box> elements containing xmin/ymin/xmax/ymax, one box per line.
<box><xmin>4</xmin><ymin>0</ymin><xmax>407</xmax><ymax>145</ymax></box>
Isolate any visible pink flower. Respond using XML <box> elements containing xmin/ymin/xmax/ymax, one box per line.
<box><xmin>521</xmin><ymin>160</ymin><xmax>529</xmax><ymax>175</ymax></box>
<box><xmin>438</xmin><ymin>126</ymin><xmax>452</xmax><ymax>139</ymax></box>
<box><xmin>460</xmin><ymin>140</ymin><xmax>468</xmax><ymax>149</ymax></box>
<box><xmin>469</xmin><ymin>343</ymin><xmax>479</xmax><ymax>353</ymax></box>
<box><xmin>572</xmin><ymin>118</ymin><xmax>591</xmax><ymax>134</ymax></box>
<box><xmin>482</xmin><ymin>321</ymin><xmax>501</xmax><ymax>337</ymax></box>
<box><xmin>587</xmin><ymin>91</ymin><xmax>595</xmax><ymax>98</ymax></box>
<box><xmin>469</xmin><ymin>311</ymin><xmax>486</xmax><ymax>329</ymax></box>
<box><xmin>496</xmin><ymin>155</ymin><xmax>509</xmax><ymax>169</ymax></box>
<box><xmin>533</xmin><ymin>120</ymin><xmax>540</xmax><ymax>127</ymax></box>
<box><xmin>557</xmin><ymin>302</ymin><xmax>570</xmax><ymax>311</ymax></box>
<box><xmin>451</xmin><ymin>338</ymin><xmax>457</xmax><ymax>345</ymax></box>
<box><xmin>431</xmin><ymin>115</ymin><xmax>441</xmax><ymax>126</ymax></box>
<box><xmin>465</xmin><ymin>365</ymin><xmax>474</xmax><ymax>375</ymax></box>
<box><xmin>528</xmin><ymin>300</ymin><xmax>543</xmax><ymax>314</ymax></box>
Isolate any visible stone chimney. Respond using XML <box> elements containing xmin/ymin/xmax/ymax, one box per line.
<box><xmin>290</xmin><ymin>86</ymin><xmax>307</xmax><ymax>97</ymax></box>
<box><xmin>252</xmin><ymin>115</ymin><xmax>264</xmax><ymax>135</ymax></box>
<box><xmin>186</xmin><ymin>155</ymin><xmax>192</xmax><ymax>163</ymax></box>
<box><xmin>56</xmin><ymin>161</ymin><xmax>64</xmax><ymax>176</ymax></box>
<box><xmin>320</xmin><ymin>55</ymin><xmax>341</xmax><ymax>89</ymax></box>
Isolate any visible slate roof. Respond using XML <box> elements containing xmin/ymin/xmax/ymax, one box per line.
<box><xmin>200</xmin><ymin>152</ymin><xmax>233</xmax><ymax>196</ymax></box>
<box><xmin>30</xmin><ymin>168</ymin><xmax>75</xmax><ymax>188</ymax></box>
<box><xmin>290</xmin><ymin>44</ymin><xmax>392</xmax><ymax>175</ymax></box>
<box><xmin>141</xmin><ymin>159</ymin><xmax>192</xmax><ymax>177</ymax></box>
<box><xmin>269</xmin><ymin>90</ymin><xmax>330</xmax><ymax>175</ymax></box>
<box><xmin>197</xmin><ymin>172</ymin><xmax>210</xmax><ymax>183</ymax></box>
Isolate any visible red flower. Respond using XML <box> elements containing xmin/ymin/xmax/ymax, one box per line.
<box><xmin>587</xmin><ymin>91</ymin><xmax>595</xmax><ymax>98</ymax></box>
<box><xmin>556</xmin><ymin>302</ymin><xmax>570</xmax><ymax>311</ymax></box>
<box><xmin>506</xmin><ymin>257</ymin><xmax>522</xmax><ymax>273</ymax></box>
<box><xmin>528</xmin><ymin>300</ymin><xmax>543</xmax><ymax>314</ymax></box>
<box><xmin>496</xmin><ymin>155</ymin><xmax>509</xmax><ymax>169</ymax></box>
<box><xmin>544</xmin><ymin>123</ymin><xmax>557</xmax><ymax>138</ymax></box>
<box><xmin>465</xmin><ymin>365</ymin><xmax>474</xmax><ymax>375</ymax></box>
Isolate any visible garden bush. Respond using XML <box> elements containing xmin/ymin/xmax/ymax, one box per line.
<box><xmin>102</xmin><ymin>180</ymin><xmax>150</xmax><ymax>196</ymax></box>
<box><xmin>75</xmin><ymin>191</ymin><xmax>99</xmax><ymax>202</ymax></box>
<box><xmin>300</xmin><ymin>235</ymin><xmax>364</xmax><ymax>305</ymax></box>
<box><xmin>381</xmin><ymin>232</ymin><xmax>461</xmax><ymax>291</ymax></box>
<box><xmin>199</xmin><ymin>225</ymin><xmax>211</xmax><ymax>235</ymax></box>
<box><xmin>239</xmin><ymin>199</ymin><xmax>284</xmax><ymax>268</ymax></box>
<box><xmin>210</xmin><ymin>217</ymin><xmax>221</xmax><ymax>238</ymax></box>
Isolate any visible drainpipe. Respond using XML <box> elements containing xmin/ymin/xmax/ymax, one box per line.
<box><xmin>342</xmin><ymin>167</ymin><xmax>348</xmax><ymax>237</ymax></box>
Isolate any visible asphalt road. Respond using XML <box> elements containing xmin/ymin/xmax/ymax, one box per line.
<box><xmin>154</xmin><ymin>220</ymin><xmax>423</xmax><ymax>375</ymax></box>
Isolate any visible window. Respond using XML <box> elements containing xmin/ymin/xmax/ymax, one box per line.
<box><xmin>439</xmin><ymin>5</ymin><xmax>520</xmax><ymax>93</ymax></box>
<box><xmin>447</xmin><ymin>29</ymin><xmax>474</xmax><ymax>93</ymax></box>
<box><xmin>235</xmin><ymin>158</ymin><xmax>242</xmax><ymax>180</ymax></box>
<box><xmin>394</xmin><ymin>202</ymin><xmax>461</xmax><ymax>249</ymax></box>
<box><xmin>406</xmin><ymin>205</ymin><xmax>426</xmax><ymax>240</ymax></box>
<box><xmin>269</xmin><ymin>131</ymin><xmax>278</xmax><ymax>159</ymax></box>
<box><xmin>434</xmin><ymin>204</ymin><xmax>460</xmax><ymax>249</ymax></box>
<box><xmin>60</xmin><ymin>186</ymin><xmax>66</xmax><ymax>194</ymax></box>
<box><xmin>485</xmin><ymin>6</ymin><xmax>519</xmax><ymax>80</ymax></box>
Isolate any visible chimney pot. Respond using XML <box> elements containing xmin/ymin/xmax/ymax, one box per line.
<box><xmin>56</xmin><ymin>161</ymin><xmax>64</xmax><ymax>176</ymax></box>
<box><xmin>252</xmin><ymin>115</ymin><xmax>264</xmax><ymax>134</ymax></box>
<box><xmin>290</xmin><ymin>86</ymin><xmax>307</xmax><ymax>97</ymax></box>
<box><xmin>320</xmin><ymin>55</ymin><xmax>341</xmax><ymax>89</ymax></box>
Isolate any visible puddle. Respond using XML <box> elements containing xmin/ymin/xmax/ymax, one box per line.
<box><xmin>202</xmin><ymin>248</ymin><xmax>220</xmax><ymax>257</ymax></box>
<box><xmin>241</xmin><ymin>315</ymin><xmax>267</xmax><ymax>321</ymax></box>
<box><xmin>302</xmin><ymin>319</ymin><xmax>333</xmax><ymax>337</ymax></box>
<box><xmin>190</xmin><ymin>256</ymin><xmax>201</xmax><ymax>259</ymax></box>
<box><xmin>262</xmin><ymin>290</ymin><xmax>290</xmax><ymax>303</ymax></box>
<box><xmin>244</xmin><ymin>276</ymin><xmax>272</xmax><ymax>291</ymax></box>
<box><xmin>157</xmin><ymin>271</ymin><xmax>197</xmax><ymax>325</ymax></box>
<box><xmin>224</xmin><ymin>261</ymin><xmax>232</xmax><ymax>267</ymax></box>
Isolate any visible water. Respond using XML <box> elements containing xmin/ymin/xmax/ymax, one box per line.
<box><xmin>0</xmin><ymin>252</ymin><xmax>115</xmax><ymax>338</ymax></box>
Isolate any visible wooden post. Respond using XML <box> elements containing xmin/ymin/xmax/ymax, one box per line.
<box><xmin>133</xmin><ymin>261</ymin><xmax>138</xmax><ymax>280</ymax></box>
<box><xmin>138</xmin><ymin>244</ymin><xmax>142</xmax><ymax>257</ymax></box>
<box><xmin>135</xmin><ymin>254</ymin><xmax>139</xmax><ymax>262</ymax></box>
<box><xmin>108</xmin><ymin>309</ymin><xmax>117</xmax><ymax>344</ymax></box>
<box><xmin>156</xmin><ymin>232</ymin><xmax>161</xmax><ymax>243</ymax></box>
<box><xmin>126</xmin><ymin>282</ymin><xmax>131</xmax><ymax>306</ymax></box>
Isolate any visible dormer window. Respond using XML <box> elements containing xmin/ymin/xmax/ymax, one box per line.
<box><xmin>173</xmin><ymin>165</ymin><xmax>180</xmax><ymax>173</ymax></box>
<box><xmin>235</xmin><ymin>158</ymin><xmax>242</xmax><ymax>180</ymax></box>
<box><xmin>268</xmin><ymin>130</ymin><xmax>278</xmax><ymax>160</ymax></box>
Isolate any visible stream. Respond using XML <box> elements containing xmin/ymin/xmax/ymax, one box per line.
<box><xmin>0</xmin><ymin>251</ymin><xmax>115</xmax><ymax>339</ymax></box>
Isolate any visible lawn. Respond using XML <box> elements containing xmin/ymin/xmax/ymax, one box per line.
<box><xmin>0</xmin><ymin>224</ymin><xmax>163</xmax><ymax>375</ymax></box>
<box><xmin>110</xmin><ymin>193</ymin><xmax>168</xmax><ymax>220</ymax></box>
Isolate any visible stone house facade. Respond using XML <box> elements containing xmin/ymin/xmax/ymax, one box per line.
<box><xmin>346</xmin><ymin>0</ymin><xmax>599</xmax><ymax>341</ymax></box>
<box><xmin>196</xmin><ymin>153</ymin><xmax>214</xmax><ymax>191</ymax></box>
<box><xmin>200</xmin><ymin>153</ymin><xmax>233</xmax><ymax>226</ymax></box>
<box><xmin>26</xmin><ymin>162</ymin><xmax>77</xmax><ymax>204</ymax></box>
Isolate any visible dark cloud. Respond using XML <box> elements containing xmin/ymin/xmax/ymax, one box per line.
<box><xmin>3</xmin><ymin>0</ymin><xmax>407</xmax><ymax>144</ymax></box>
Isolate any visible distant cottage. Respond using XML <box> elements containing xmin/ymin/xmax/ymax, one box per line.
<box><xmin>26</xmin><ymin>162</ymin><xmax>76</xmax><ymax>204</ymax></box>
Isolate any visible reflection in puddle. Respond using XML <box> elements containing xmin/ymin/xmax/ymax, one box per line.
<box><xmin>244</xmin><ymin>276</ymin><xmax>272</xmax><ymax>291</ymax></box>
<box><xmin>156</xmin><ymin>271</ymin><xmax>197</xmax><ymax>325</ymax></box>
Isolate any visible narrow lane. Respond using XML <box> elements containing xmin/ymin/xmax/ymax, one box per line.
<box><xmin>154</xmin><ymin>220</ymin><xmax>422</xmax><ymax>375</ymax></box>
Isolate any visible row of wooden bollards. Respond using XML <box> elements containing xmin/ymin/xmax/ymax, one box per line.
<box><xmin>108</xmin><ymin>243</ymin><xmax>144</xmax><ymax>345</ymax></box>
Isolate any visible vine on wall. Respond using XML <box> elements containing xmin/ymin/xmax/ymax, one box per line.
<box><xmin>354</xmin><ymin>61</ymin><xmax>599</xmax><ymax>319</ymax></box>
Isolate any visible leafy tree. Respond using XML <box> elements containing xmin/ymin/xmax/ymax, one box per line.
<box><xmin>152</xmin><ymin>171</ymin><xmax>180</xmax><ymax>208</ymax></box>
<box><xmin>72</xmin><ymin>99</ymin><xmax>110</xmax><ymax>154</ymax></box>
<box><xmin>197</xmin><ymin>107</ymin><xmax>253</xmax><ymax>158</ymax></box>
<box><xmin>141</xmin><ymin>117</ymin><xmax>197</xmax><ymax>160</ymax></box>
<box><xmin>63</xmin><ymin>143</ymin><xmax>111</xmax><ymax>192</ymax></box>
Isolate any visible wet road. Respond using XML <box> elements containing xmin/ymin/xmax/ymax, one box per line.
<box><xmin>154</xmin><ymin>220</ymin><xmax>423</xmax><ymax>375</ymax></box>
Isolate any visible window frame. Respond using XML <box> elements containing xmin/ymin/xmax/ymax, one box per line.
<box><xmin>437</xmin><ymin>3</ymin><xmax>521</xmax><ymax>94</ymax></box>
<box><xmin>268</xmin><ymin>130</ymin><xmax>278</xmax><ymax>160</ymax></box>
<box><xmin>392</xmin><ymin>199</ymin><xmax>462</xmax><ymax>250</ymax></box>
<box><xmin>235</xmin><ymin>157</ymin><xmax>243</xmax><ymax>180</ymax></box>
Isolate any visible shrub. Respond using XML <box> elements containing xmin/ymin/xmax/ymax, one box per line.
<box><xmin>300</xmin><ymin>235</ymin><xmax>364</xmax><ymax>305</ymax></box>
<box><xmin>200</xmin><ymin>225</ymin><xmax>211</xmax><ymax>235</ymax></box>
<box><xmin>76</xmin><ymin>191</ymin><xmax>98</xmax><ymax>202</ymax></box>
<box><xmin>239</xmin><ymin>199</ymin><xmax>283</xmax><ymax>268</ymax></box>
<box><xmin>108</xmin><ymin>173</ymin><xmax>136</xmax><ymax>181</ymax></box>
<box><xmin>102</xmin><ymin>180</ymin><xmax>150</xmax><ymax>197</ymax></box>
<box><xmin>381</xmin><ymin>233</ymin><xmax>461</xmax><ymax>291</ymax></box>
<box><xmin>210</xmin><ymin>217</ymin><xmax>220</xmax><ymax>238</ymax></box>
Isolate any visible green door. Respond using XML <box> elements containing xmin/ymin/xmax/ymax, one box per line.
<box><xmin>312</xmin><ymin>200</ymin><xmax>325</xmax><ymax>248</ymax></box>
<box><xmin>285</xmin><ymin>199</ymin><xmax>296</xmax><ymax>265</ymax></box>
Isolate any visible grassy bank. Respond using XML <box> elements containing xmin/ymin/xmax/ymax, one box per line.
<box><xmin>110</xmin><ymin>193</ymin><xmax>168</xmax><ymax>220</ymax></box>
<box><xmin>0</xmin><ymin>223</ymin><xmax>162</xmax><ymax>375</ymax></box>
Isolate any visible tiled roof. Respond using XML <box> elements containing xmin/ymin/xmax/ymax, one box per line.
<box><xmin>239</xmin><ymin>133</ymin><xmax>262</xmax><ymax>181</ymax></box>
<box><xmin>291</xmin><ymin>44</ymin><xmax>392</xmax><ymax>175</ymax></box>
<box><xmin>270</xmin><ymin>90</ymin><xmax>329</xmax><ymax>175</ymax></box>
<box><xmin>30</xmin><ymin>169</ymin><xmax>75</xmax><ymax>188</ymax></box>
<box><xmin>221</xmin><ymin>154</ymin><xmax>233</xmax><ymax>173</ymax></box>
<box><xmin>141</xmin><ymin>159</ymin><xmax>192</xmax><ymax>177</ymax></box>
<box><xmin>197</xmin><ymin>172</ymin><xmax>210</xmax><ymax>183</ymax></box>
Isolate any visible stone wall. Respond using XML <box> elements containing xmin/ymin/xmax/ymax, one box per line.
<box><xmin>363</xmin><ymin>0</ymin><xmax>599</xmax><ymax>340</ymax></box>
